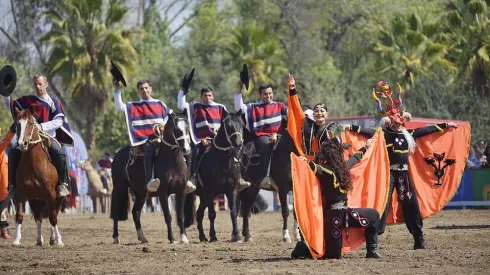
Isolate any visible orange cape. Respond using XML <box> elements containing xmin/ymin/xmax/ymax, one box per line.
<box><xmin>0</xmin><ymin>130</ymin><xmax>15</xmax><ymax>202</ymax></box>
<box><xmin>287</xmin><ymin>81</ymin><xmax>391</xmax><ymax>258</ymax></box>
<box><xmin>342</xmin><ymin>124</ymin><xmax>470</xmax><ymax>224</ymax></box>
<box><xmin>291</xmin><ymin>129</ymin><xmax>389</xmax><ymax>258</ymax></box>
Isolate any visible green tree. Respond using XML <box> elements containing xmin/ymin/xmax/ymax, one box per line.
<box><xmin>441</xmin><ymin>0</ymin><xmax>490</xmax><ymax>95</ymax></box>
<box><xmin>374</xmin><ymin>13</ymin><xmax>456</xmax><ymax>90</ymax></box>
<box><xmin>41</xmin><ymin>0</ymin><xmax>138</xmax><ymax>155</ymax></box>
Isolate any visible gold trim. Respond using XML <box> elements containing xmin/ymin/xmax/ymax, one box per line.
<box><xmin>435</xmin><ymin>124</ymin><xmax>443</xmax><ymax>132</ymax></box>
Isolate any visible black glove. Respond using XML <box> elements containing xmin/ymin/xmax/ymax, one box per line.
<box><xmin>181</xmin><ymin>68</ymin><xmax>195</xmax><ymax>94</ymax></box>
<box><xmin>9</xmin><ymin>122</ymin><xmax>16</xmax><ymax>133</ymax></box>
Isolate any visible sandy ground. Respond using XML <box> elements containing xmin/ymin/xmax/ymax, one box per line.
<box><xmin>1</xmin><ymin>209</ymin><xmax>489</xmax><ymax>275</ymax></box>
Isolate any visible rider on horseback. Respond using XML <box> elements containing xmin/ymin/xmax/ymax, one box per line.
<box><xmin>235</xmin><ymin>81</ymin><xmax>288</xmax><ymax>190</ymax></box>
<box><xmin>178</xmin><ymin>84</ymin><xmax>250</xmax><ymax>190</ymax></box>
<box><xmin>113</xmin><ymin>80</ymin><xmax>196</xmax><ymax>194</ymax></box>
<box><xmin>3</xmin><ymin>74</ymin><xmax>73</xmax><ymax>197</ymax></box>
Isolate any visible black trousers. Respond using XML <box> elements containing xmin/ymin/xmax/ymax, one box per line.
<box><xmin>254</xmin><ymin>136</ymin><xmax>273</xmax><ymax>179</ymax></box>
<box><xmin>142</xmin><ymin>140</ymin><xmax>156</xmax><ymax>184</ymax></box>
<box><xmin>324</xmin><ymin>208</ymin><xmax>380</xmax><ymax>259</ymax></box>
<box><xmin>378</xmin><ymin>170</ymin><xmax>423</xmax><ymax>239</ymax></box>
<box><xmin>8</xmin><ymin>136</ymin><xmax>68</xmax><ymax>188</ymax></box>
<box><xmin>190</xmin><ymin>142</ymin><xmax>206</xmax><ymax>178</ymax></box>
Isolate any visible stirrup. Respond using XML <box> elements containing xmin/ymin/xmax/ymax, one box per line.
<box><xmin>238</xmin><ymin>178</ymin><xmax>251</xmax><ymax>191</ymax></box>
<box><xmin>146</xmin><ymin>178</ymin><xmax>161</xmax><ymax>192</ymax></box>
<box><xmin>260</xmin><ymin>176</ymin><xmax>277</xmax><ymax>190</ymax></box>
<box><xmin>184</xmin><ymin>181</ymin><xmax>196</xmax><ymax>194</ymax></box>
<box><xmin>57</xmin><ymin>183</ymin><xmax>70</xmax><ymax>197</ymax></box>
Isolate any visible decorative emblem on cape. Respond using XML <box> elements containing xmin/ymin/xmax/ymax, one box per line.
<box><xmin>424</xmin><ymin>152</ymin><xmax>456</xmax><ymax>186</ymax></box>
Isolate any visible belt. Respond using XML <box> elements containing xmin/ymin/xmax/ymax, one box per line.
<box><xmin>390</xmin><ymin>163</ymin><xmax>408</xmax><ymax>171</ymax></box>
<box><xmin>330</xmin><ymin>201</ymin><xmax>347</xmax><ymax>210</ymax></box>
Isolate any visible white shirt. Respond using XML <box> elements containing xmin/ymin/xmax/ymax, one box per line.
<box><xmin>113</xmin><ymin>90</ymin><xmax>170</xmax><ymax>124</ymax></box>
<box><xmin>3</xmin><ymin>94</ymin><xmax>64</xmax><ymax>137</ymax></box>
<box><xmin>234</xmin><ymin>92</ymin><xmax>248</xmax><ymax>113</ymax></box>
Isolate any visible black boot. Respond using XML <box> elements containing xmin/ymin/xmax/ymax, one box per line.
<box><xmin>365</xmin><ymin>226</ymin><xmax>382</xmax><ymax>258</ymax></box>
<box><xmin>233</xmin><ymin>149</ymin><xmax>250</xmax><ymax>191</ymax></box>
<box><xmin>414</xmin><ymin>235</ymin><xmax>428</xmax><ymax>250</ymax></box>
<box><xmin>290</xmin><ymin>241</ymin><xmax>312</xmax><ymax>259</ymax></box>
<box><xmin>48</xmin><ymin>139</ymin><xmax>70</xmax><ymax>197</ymax></box>
<box><xmin>8</xmin><ymin>147</ymin><xmax>21</xmax><ymax>190</ymax></box>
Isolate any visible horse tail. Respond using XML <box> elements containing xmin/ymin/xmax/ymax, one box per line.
<box><xmin>110</xmin><ymin>146</ymin><xmax>131</xmax><ymax>221</ymax></box>
<box><xmin>238</xmin><ymin>186</ymin><xmax>268</xmax><ymax>217</ymax></box>
<box><xmin>251</xmin><ymin>192</ymin><xmax>268</xmax><ymax>214</ymax></box>
<box><xmin>184</xmin><ymin>193</ymin><xmax>196</xmax><ymax>228</ymax></box>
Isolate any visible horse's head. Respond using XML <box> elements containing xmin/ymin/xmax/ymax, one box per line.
<box><xmin>15</xmin><ymin>107</ymin><xmax>41</xmax><ymax>152</ymax></box>
<box><xmin>76</xmin><ymin>159</ymin><xmax>92</xmax><ymax>170</ymax></box>
<box><xmin>216</xmin><ymin>110</ymin><xmax>244</xmax><ymax>150</ymax></box>
<box><xmin>162</xmin><ymin>113</ymin><xmax>191</xmax><ymax>155</ymax></box>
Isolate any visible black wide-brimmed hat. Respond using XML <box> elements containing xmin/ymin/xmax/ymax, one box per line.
<box><xmin>110</xmin><ymin>61</ymin><xmax>127</xmax><ymax>87</ymax></box>
<box><xmin>0</xmin><ymin>65</ymin><xmax>17</xmax><ymax>97</ymax></box>
<box><xmin>181</xmin><ymin>68</ymin><xmax>195</xmax><ymax>94</ymax></box>
<box><xmin>240</xmin><ymin>64</ymin><xmax>249</xmax><ymax>90</ymax></box>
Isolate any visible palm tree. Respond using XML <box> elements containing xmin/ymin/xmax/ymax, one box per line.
<box><xmin>41</xmin><ymin>0</ymin><xmax>138</xmax><ymax>154</ymax></box>
<box><xmin>441</xmin><ymin>0</ymin><xmax>490</xmax><ymax>95</ymax></box>
<box><xmin>374</xmin><ymin>13</ymin><xmax>456</xmax><ymax>90</ymax></box>
<box><xmin>226</xmin><ymin>23</ymin><xmax>288</xmax><ymax>98</ymax></box>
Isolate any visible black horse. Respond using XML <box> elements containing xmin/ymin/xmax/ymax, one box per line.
<box><xmin>183</xmin><ymin>111</ymin><xmax>268</xmax><ymax>242</ymax></box>
<box><xmin>110</xmin><ymin>113</ymin><xmax>192</xmax><ymax>244</ymax></box>
<box><xmin>239</xmin><ymin>125</ymin><xmax>301</xmax><ymax>243</ymax></box>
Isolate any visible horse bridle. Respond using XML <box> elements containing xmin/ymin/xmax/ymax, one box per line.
<box><xmin>213</xmin><ymin>117</ymin><xmax>243</xmax><ymax>151</ymax></box>
<box><xmin>18</xmin><ymin>117</ymin><xmax>46</xmax><ymax>152</ymax></box>
<box><xmin>159</xmin><ymin>117</ymin><xmax>190</xmax><ymax>150</ymax></box>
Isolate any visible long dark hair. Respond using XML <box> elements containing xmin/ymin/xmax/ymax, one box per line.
<box><xmin>315</xmin><ymin>138</ymin><xmax>353</xmax><ymax>192</ymax></box>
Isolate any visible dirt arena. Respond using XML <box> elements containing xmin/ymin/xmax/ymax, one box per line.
<box><xmin>1</xmin><ymin>209</ymin><xmax>489</xmax><ymax>274</ymax></box>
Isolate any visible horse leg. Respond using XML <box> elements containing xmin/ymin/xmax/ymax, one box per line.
<box><xmin>48</xmin><ymin>199</ymin><xmax>64</xmax><ymax>246</ymax></box>
<box><xmin>132</xmin><ymin>193</ymin><xmax>148</xmax><ymax>243</ymax></box>
<box><xmin>92</xmin><ymin>196</ymin><xmax>97</xmax><ymax>214</ymax></box>
<box><xmin>196</xmin><ymin>196</ymin><xmax>208</xmax><ymax>242</ymax></box>
<box><xmin>12</xmin><ymin>200</ymin><xmax>25</xmax><ymax>246</ymax></box>
<box><xmin>175</xmin><ymin>193</ymin><xmax>189</xmax><ymax>244</ymax></box>
<box><xmin>292</xmin><ymin>206</ymin><xmax>301</xmax><ymax>241</ymax></box>
<box><xmin>29</xmin><ymin>200</ymin><xmax>45</xmax><ymax>246</ymax></box>
<box><xmin>278</xmin><ymin>189</ymin><xmax>291</xmax><ymax>243</ymax></box>
<box><xmin>113</xmin><ymin>219</ymin><xmax>120</xmax><ymax>244</ymax></box>
<box><xmin>205</xmin><ymin>191</ymin><xmax>218</xmax><ymax>242</ymax></box>
<box><xmin>159</xmin><ymin>194</ymin><xmax>176</xmax><ymax>244</ymax></box>
<box><xmin>240</xmin><ymin>186</ymin><xmax>260</xmax><ymax>243</ymax></box>
<box><xmin>226</xmin><ymin>189</ymin><xmax>240</xmax><ymax>242</ymax></box>
<box><xmin>101</xmin><ymin>196</ymin><xmax>106</xmax><ymax>214</ymax></box>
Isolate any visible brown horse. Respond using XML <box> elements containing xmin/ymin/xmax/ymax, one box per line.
<box><xmin>76</xmin><ymin>160</ymin><xmax>111</xmax><ymax>213</ymax></box>
<box><xmin>12</xmin><ymin>108</ymin><xmax>65</xmax><ymax>246</ymax></box>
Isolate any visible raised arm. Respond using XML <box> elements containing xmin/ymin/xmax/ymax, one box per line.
<box><xmin>411</xmin><ymin>123</ymin><xmax>449</xmax><ymax>139</ymax></box>
<box><xmin>346</xmin><ymin>145</ymin><xmax>368</xmax><ymax>169</ymax></box>
<box><xmin>234</xmin><ymin>81</ymin><xmax>247</xmax><ymax>113</ymax></box>
<box><xmin>0</xmin><ymin>123</ymin><xmax>16</xmax><ymax>152</ymax></box>
<box><xmin>112</xmin><ymin>81</ymin><xmax>125</xmax><ymax>113</ymax></box>
<box><xmin>177</xmin><ymin>90</ymin><xmax>190</xmax><ymax>111</ymax></box>
<box><xmin>2</xmin><ymin>96</ymin><xmax>10</xmax><ymax>110</ymax></box>
<box><xmin>287</xmin><ymin>74</ymin><xmax>305</xmax><ymax>156</ymax></box>
<box><xmin>347</xmin><ymin>125</ymin><xmax>376</xmax><ymax>138</ymax></box>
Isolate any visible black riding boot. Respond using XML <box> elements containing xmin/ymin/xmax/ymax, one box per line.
<box><xmin>290</xmin><ymin>241</ymin><xmax>312</xmax><ymax>259</ymax></box>
<box><xmin>365</xmin><ymin>226</ymin><xmax>382</xmax><ymax>258</ymax></box>
<box><xmin>414</xmin><ymin>235</ymin><xmax>428</xmax><ymax>250</ymax></box>
<box><xmin>7</xmin><ymin>147</ymin><xmax>21</xmax><ymax>190</ymax></box>
<box><xmin>189</xmin><ymin>144</ymin><xmax>204</xmax><ymax>185</ymax></box>
<box><xmin>143</xmin><ymin>141</ymin><xmax>159</xmax><ymax>192</ymax></box>
<box><xmin>48</xmin><ymin>138</ymin><xmax>70</xmax><ymax>197</ymax></box>
<box><xmin>232</xmin><ymin>148</ymin><xmax>250</xmax><ymax>191</ymax></box>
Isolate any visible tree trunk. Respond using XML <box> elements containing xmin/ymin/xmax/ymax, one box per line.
<box><xmin>86</xmin><ymin>108</ymin><xmax>97</xmax><ymax>157</ymax></box>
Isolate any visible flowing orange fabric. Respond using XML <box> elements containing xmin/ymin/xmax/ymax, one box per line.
<box><xmin>286</xmin><ymin>81</ymin><xmax>306</xmax><ymax>158</ymax></box>
<box><xmin>343</xmin><ymin>124</ymin><xmax>470</xmax><ymax>224</ymax></box>
<box><xmin>292</xmin><ymin>129</ymin><xmax>390</xmax><ymax>258</ymax></box>
<box><xmin>0</xmin><ymin>130</ymin><xmax>15</xmax><ymax>202</ymax></box>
